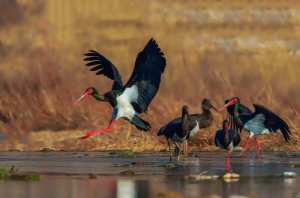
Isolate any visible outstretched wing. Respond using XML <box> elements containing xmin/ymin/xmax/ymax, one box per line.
<box><xmin>123</xmin><ymin>38</ymin><xmax>166</xmax><ymax>113</ymax></box>
<box><xmin>253</xmin><ymin>104</ymin><xmax>291</xmax><ymax>141</ymax></box>
<box><xmin>84</xmin><ymin>50</ymin><xmax>123</xmax><ymax>90</ymax></box>
<box><xmin>225</xmin><ymin>100</ymin><xmax>252</xmax><ymax>132</ymax></box>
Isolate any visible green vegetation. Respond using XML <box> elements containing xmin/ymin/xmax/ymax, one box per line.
<box><xmin>0</xmin><ymin>166</ymin><xmax>41</xmax><ymax>181</ymax></box>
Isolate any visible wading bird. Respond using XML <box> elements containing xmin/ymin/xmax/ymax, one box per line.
<box><xmin>215</xmin><ymin>120</ymin><xmax>241</xmax><ymax>171</ymax></box>
<box><xmin>161</xmin><ymin>105</ymin><xmax>197</xmax><ymax>162</ymax></box>
<box><xmin>74</xmin><ymin>38</ymin><xmax>166</xmax><ymax>139</ymax></box>
<box><xmin>218</xmin><ymin>97</ymin><xmax>291</xmax><ymax>157</ymax></box>
<box><xmin>157</xmin><ymin>99</ymin><xmax>218</xmax><ymax>161</ymax></box>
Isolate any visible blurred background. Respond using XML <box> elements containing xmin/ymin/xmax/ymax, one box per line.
<box><xmin>0</xmin><ymin>0</ymin><xmax>299</xmax><ymax>151</ymax></box>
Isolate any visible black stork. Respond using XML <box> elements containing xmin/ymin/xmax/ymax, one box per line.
<box><xmin>157</xmin><ymin>99</ymin><xmax>218</xmax><ymax>161</ymax></box>
<box><xmin>218</xmin><ymin>97</ymin><xmax>291</xmax><ymax>157</ymax></box>
<box><xmin>215</xmin><ymin>120</ymin><xmax>241</xmax><ymax>171</ymax></box>
<box><xmin>162</xmin><ymin>105</ymin><xmax>197</xmax><ymax>162</ymax></box>
<box><xmin>74</xmin><ymin>38</ymin><xmax>166</xmax><ymax>139</ymax></box>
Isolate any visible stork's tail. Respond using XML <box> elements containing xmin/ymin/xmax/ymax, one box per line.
<box><xmin>131</xmin><ymin>115</ymin><xmax>151</xmax><ymax>132</ymax></box>
<box><xmin>157</xmin><ymin>125</ymin><xmax>167</xmax><ymax>136</ymax></box>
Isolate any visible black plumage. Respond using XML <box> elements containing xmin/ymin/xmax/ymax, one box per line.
<box><xmin>158</xmin><ymin>99</ymin><xmax>218</xmax><ymax>138</ymax></box>
<box><xmin>75</xmin><ymin>38</ymin><xmax>166</xmax><ymax>138</ymax></box>
<box><xmin>158</xmin><ymin>99</ymin><xmax>218</xmax><ymax>161</ymax></box>
<box><xmin>214</xmin><ymin>120</ymin><xmax>240</xmax><ymax>171</ymax></box>
<box><xmin>84</xmin><ymin>39</ymin><xmax>166</xmax><ymax>111</ymax></box>
<box><xmin>159</xmin><ymin>105</ymin><xmax>198</xmax><ymax>162</ymax></box>
<box><xmin>125</xmin><ymin>38</ymin><xmax>166</xmax><ymax>113</ymax></box>
<box><xmin>225</xmin><ymin>99</ymin><xmax>252</xmax><ymax>132</ymax></box>
<box><xmin>219</xmin><ymin>97</ymin><xmax>291</xmax><ymax>157</ymax></box>
<box><xmin>215</xmin><ymin>120</ymin><xmax>241</xmax><ymax>151</ymax></box>
<box><xmin>252</xmin><ymin>104</ymin><xmax>291</xmax><ymax>141</ymax></box>
<box><xmin>84</xmin><ymin>50</ymin><xmax>123</xmax><ymax>90</ymax></box>
<box><xmin>181</xmin><ymin>106</ymin><xmax>198</xmax><ymax>140</ymax></box>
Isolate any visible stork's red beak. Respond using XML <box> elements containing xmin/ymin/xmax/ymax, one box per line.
<box><xmin>74</xmin><ymin>92</ymin><xmax>90</xmax><ymax>105</ymax></box>
<box><xmin>218</xmin><ymin>98</ymin><xmax>236</xmax><ymax>112</ymax></box>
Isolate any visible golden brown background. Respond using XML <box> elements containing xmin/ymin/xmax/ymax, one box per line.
<box><xmin>0</xmin><ymin>0</ymin><xmax>300</xmax><ymax>151</ymax></box>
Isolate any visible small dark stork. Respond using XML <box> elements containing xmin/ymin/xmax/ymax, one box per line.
<box><xmin>74</xmin><ymin>38</ymin><xmax>166</xmax><ymax>139</ymax></box>
<box><xmin>218</xmin><ymin>97</ymin><xmax>291</xmax><ymax>157</ymax></box>
<box><xmin>166</xmin><ymin>105</ymin><xmax>197</xmax><ymax>162</ymax></box>
<box><xmin>157</xmin><ymin>99</ymin><xmax>218</xmax><ymax>161</ymax></box>
<box><xmin>215</xmin><ymin>120</ymin><xmax>241</xmax><ymax>171</ymax></box>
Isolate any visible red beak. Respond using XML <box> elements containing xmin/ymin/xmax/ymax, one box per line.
<box><xmin>218</xmin><ymin>99</ymin><xmax>236</xmax><ymax>112</ymax></box>
<box><xmin>74</xmin><ymin>92</ymin><xmax>89</xmax><ymax>105</ymax></box>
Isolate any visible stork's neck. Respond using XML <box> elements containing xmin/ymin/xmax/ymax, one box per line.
<box><xmin>233</xmin><ymin>103</ymin><xmax>243</xmax><ymax>126</ymax></box>
<box><xmin>202</xmin><ymin>107</ymin><xmax>211</xmax><ymax>116</ymax></box>
<box><xmin>225</xmin><ymin>128</ymin><xmax>229</xmax><ymax>142</ymax></box>
<box><xmin>92</xmin><ymin>91</ymin><xmax>107</xmax><ymax>102</ymax></box>
<box><xmin>181</xmin><ymin>111</ymin><xmax>189</xmax><ymax>123</ymax></box>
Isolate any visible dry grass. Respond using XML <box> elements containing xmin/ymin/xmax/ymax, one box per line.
<box><xmin>0</xmin><ymin>0</ymin><xmax>299</xmax><ymax>151</ymax></box>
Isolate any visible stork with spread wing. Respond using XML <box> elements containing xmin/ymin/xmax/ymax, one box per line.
<box><xmin>74</xmin><ymin>38</ymin><xmax>166</xmax><ymax>139</ymax></box>
<box><xmin>219</xmin><ymin>97</ymin><xmax>291</xmax><ymax>157</ymax></box>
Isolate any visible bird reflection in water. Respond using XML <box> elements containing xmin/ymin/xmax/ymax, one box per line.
<box><xmin>116</xmin><ymin>180</ymin><xmax>149</xmax><ymax>198</ymax></box>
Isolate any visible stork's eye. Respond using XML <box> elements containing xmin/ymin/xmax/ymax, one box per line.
<box><xmin>86</xmin><ymin>88</ymin><xmax>93</xmax><ymax>94</ymax></box>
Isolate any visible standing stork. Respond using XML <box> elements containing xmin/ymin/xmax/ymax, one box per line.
<box><xmin>157</xmin><ymin>99</ymin><xmax>218</xmax><ymax>161</ymax></box>
<box><xmin>215</xmin><ymin>120</ymin><xmax>241</xmax><ymax>171</ymax></box>
<box><xmin>161</xmin><ymin>105</ymin><xmax>198</xmax><ymax>162</ymax></box>
<box><xmin>218</xmin><ymin>97</ymin><xmax>291</xmax><ymax>157</ymax></box>
<box><xmin>74</xmin><ymin>38</ymin><xmax>166</xmax><ymax>139</ymax></box>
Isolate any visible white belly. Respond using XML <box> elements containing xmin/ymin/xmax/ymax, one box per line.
<box><xmin>113</xmin><ymin>86</ymin><xmax>138</xmax><ymax>120</ymax></box>
<box><xmin>189</xmin><ymin>122</ymin><xmax>200</xmax><ymax>137</ymax></box>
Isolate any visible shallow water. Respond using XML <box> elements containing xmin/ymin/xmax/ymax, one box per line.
<box><xmin>0</xmin><ymin>151</ymin><xmax>299</xmax><ymax>198</ymax></box>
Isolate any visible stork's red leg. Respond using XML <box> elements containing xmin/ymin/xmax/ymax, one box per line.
<box><xmin>184</xmin><ymin>140</ymin><xmax>188</xmax><ymax>157</ymax></box>
<box><xmin>226</xmin><ymin>151</ymin><xmax>231</xmax><ymax>172</ymax></box>
<box><xmin>79</xmin><ymin>120</ymin><xmax>117</xmax><ymax>139</ymax></box>
<box><xmin>239</xmin><ymin>137</ymin><xmax>252</xmax><ymax>157</ymax></box>
<box><xmin>254</xmin><ymin>137</ymin><xmax>261</xmax><ymax>158</ymax></box>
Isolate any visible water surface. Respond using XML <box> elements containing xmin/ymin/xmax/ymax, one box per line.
<box><xmin>0</xmin><ymin>151</ymin><xmax>299</xmax><ymax>198</ymax></box>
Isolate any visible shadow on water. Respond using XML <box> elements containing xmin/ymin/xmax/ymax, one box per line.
<box><xmin>0</xmin><ymin>152</ymin><xmax>300</xmax><ymax>198</ymax></box>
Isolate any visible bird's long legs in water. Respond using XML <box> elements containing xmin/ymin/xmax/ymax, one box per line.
<box><xmin>254</xmin><ymin>137</ymin><xmax>261</xmax><ymax>158</ymax></box>
<box><xmin>80</xmin><ymin>120</ymin><xmax>117</xmax><ymax>139</ymax></box>
<box><xmin>226</xmin><ymin>151</ymin><xmax>231</xmax><ymax>172</ymax></box>
<box><xmin>239</xmin><ymin>137</ymin><xmax>252</xmax><ymax>157</ymax></box>
<box><xmin>183</xmin><ymin>140</ymin><xmax>188</xmax><ymax>157</ymax></box>
<box><xmin>167</xmin><ymin>138</ymin><xmax>172</xmax><ymax>163</ymax></box>
<box><xmin>174</xmin><ymin>142</ymin><xmax>182</xmax><ymax>161</ymax></box>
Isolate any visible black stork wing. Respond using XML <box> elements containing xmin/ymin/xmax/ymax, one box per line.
<box><xmin>225</xmin><ymin>100</ymin><xmax>253</xmax><ymax>132</ymax></box>
<box><xmin>157</xmin><ymin>117</ymin><xmax>181</xmax><ymax>138</ymax></box>
<box><xmin>83</xmin><ymin>50</ymin><xmax>123</xmax><ymax>90</ymax></box>
<box><xmin>253</xmin><ymin>104</ymin><xmax>291</xmax><ymax>141</ymax></box>
<box><xmin>123</xmin><ymin>38</ymin><xmax>166</xmax><ymax>113</ymax></box>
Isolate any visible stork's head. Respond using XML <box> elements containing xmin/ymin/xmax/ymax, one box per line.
<box><xmin>218</xmin><ymin>97</ymin><xmax>240</xmax><ymax>112</ymax></box>
<box><xmin>182</xmin><ymin>105</ymin><xmax>189</xmax><ymax>115</ymax></box>
<box><xmin>74</xmin><ymin>87</ymin><xmax>97</xmax><ymax>105</ymax></box>
<box><xmin>201</xmin><ymin>99</ymin><xmax>218</xmax><ymax>112</ymax></box>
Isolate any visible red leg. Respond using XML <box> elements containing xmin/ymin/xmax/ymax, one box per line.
<box><xmin>184</xmin><ymin>140</ymin><xmax>188</xmax><ymax>156</ymax></box>
<box><xmin>226</xmin><ymin>151</ymin><xmax>231</xmax><ymax>172</ymax></box>
<box><xmin>79</xmin><ymin>120</ymin><xmax>117</xmax><ymax>139</ymax></box>
<box><xmin>254</xmin><ymin>138</ymin><xmax>261</xmax><ymax>158</ymax></box>
<box><xmin>239</xmin><ymin>137</ymin><xmax>252</xmax><ymax>157</ymax></box>
<box><xmin>186</xmin><ymin>141</ymin><xmax>188</xmax><ymax>156</ymax></box>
